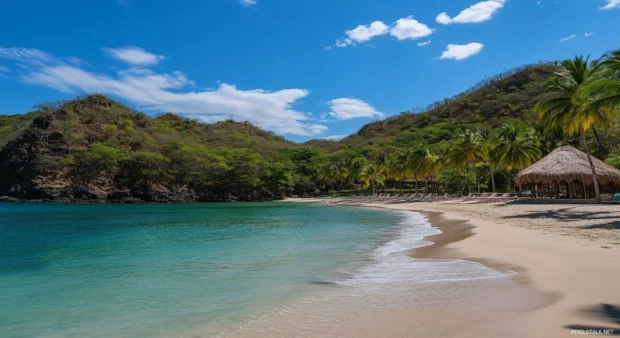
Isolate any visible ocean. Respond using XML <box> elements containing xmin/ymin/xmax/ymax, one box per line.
<box><xmin>0</xmin><ymin>202</ymin><xmax>509</xmax><ymax>337</ymax></box>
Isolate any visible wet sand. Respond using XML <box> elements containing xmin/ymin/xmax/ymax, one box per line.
<box><xmin>275</xmin><ymin>198</ymin><xmax>620</xmax><ymax>337</ymax></box>
<box><xmin>207</xmin><ymin>201</ymin><xmax>562</xmax><ymax>338</ymax></box>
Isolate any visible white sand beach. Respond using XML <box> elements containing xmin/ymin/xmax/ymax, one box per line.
<box><xmin>278</xmin><ymin>198</ymin><xmax>620</xmax><ymax>337</ymax></box>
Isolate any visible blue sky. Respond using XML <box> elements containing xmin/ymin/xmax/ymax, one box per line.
<box><xmin>1</xmin><ymin>0</ymin><xmax>619</xmax><ymax>142</ymax></box>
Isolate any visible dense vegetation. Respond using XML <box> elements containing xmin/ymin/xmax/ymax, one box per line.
<box><xmin>1</xmin><ymin>52</ymin><xmax>619</xmax><ymax>203</ymax></box>
<box><xmin>0</xmin><ymin>96</ymin><xmax>311</xmax><ymax>202</ymax></box>
<box><xmin>305</xmin><ymin>53</ymin><xmax>620</xmax><ymax>202</ymax></box>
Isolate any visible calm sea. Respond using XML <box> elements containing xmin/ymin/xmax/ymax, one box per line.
<box><xmin>0</xmin><ymin>202</ymin><xmax>508</xmax><ymax>337</ymax></box>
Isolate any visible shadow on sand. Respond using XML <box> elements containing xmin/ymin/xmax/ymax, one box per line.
<box><xmin>564</xmin><ymin>303</ymin><xmax>620</xmax><ymax>335</ymax></box>
<box><xmin>498</xmin><ymin>204</ymin><xmax>620</xmax><ymax>230</ymax></box>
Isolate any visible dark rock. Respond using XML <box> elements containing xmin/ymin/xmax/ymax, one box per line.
<box><xmin>130</xmin><ymin>187</ymin><xmax>196</xmax><ymax>203</ymax></box>
<box><xmin>119</xmin><ymin>197</ymin><xmax>145</xmax><ymax>204</ymax></box>
<box><xmin>31</xmin><ymin>186</ymin><xmax>64</xmax><ymax>199</ymax></box>
<box><xmin>107</xmin><ymin>189</ymin><xmax>132</xmax><ymax>200</ymax></box>
<box><xmin>69</xmin><ymin>187</ymin><xmax>105</xmax><ymax>200</ymax></box>
<box><xmin>0</xmin><ymin>196</ymin><xmax>21</xmax><ymax>203</ymax></box>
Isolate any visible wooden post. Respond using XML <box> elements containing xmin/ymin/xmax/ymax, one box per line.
<box><xmin>582</xmin><ymin>180</ymin><xmax>587</xmax><ymax>199</ymax></box>
<box><xmin>566</xmin><ymin>182</ymin><xmax>571</xmax><ymax>199</ymax></box>
<box><xmin>556</xmin><ymin>181</ymin><xmax>560</xmax><ymax>199</ymax></box>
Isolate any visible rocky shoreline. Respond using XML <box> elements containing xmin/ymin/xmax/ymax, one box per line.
<box><xmin>0</xmin><ymin>186</ymin><xmax>282</xmax><ymax>204</ymax></box>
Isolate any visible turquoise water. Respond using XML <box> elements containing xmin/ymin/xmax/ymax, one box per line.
<box><xmin>0</xmin><ymin>202</ymin><xmax>414</xmax><ymax>337</ymax></box>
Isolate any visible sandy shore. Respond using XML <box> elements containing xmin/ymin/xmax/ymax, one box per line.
<box><xmin>280</xmin><ymin>198</ymin><xmax>620</xmax><ymax>337</ymax></box>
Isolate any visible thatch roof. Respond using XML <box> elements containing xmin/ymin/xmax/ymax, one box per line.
<box><xmin>515</xmin><ymin>145</ymin><xmax>620</xmax><ymax>186</ymax></box>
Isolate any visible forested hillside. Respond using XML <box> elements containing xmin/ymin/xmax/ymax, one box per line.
<box><xmin>339</xmin><ymin>63</ymin><xmax>559</xmax><ymax>156</ymax></box>
<box><xmin>0</xmin><ymin>95</ymin><xmax>313</xmax><ymax>202</ymax></box>
<box><xmin>1</xmin><ymin>59</ymin><xmax>619</xmax><ymax>203</ymax></box>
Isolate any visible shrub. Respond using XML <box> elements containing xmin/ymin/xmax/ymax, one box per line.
<box><xmin>438</xmin><ymin>169</ymin><xmax>475</xmax><ymax>194</ymax></box>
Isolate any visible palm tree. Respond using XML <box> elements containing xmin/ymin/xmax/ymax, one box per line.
<box><xmin>387</xmin><ymin>154</ymin><xmax>405</xmax><ymax>190</ymax></box>
<box><xmin>399</xmin><ymin>149</ymin><xmax>422</xmax><ymax>190</ymax></box>
<box><xmin>532</xmin><ymin>121</ymin><xmax>562</xmax><ymax>156</ymax></box>
<box><xmin>475</xmin><ymin>126</ymin><xmax>500</xmax><ymax>193</ymax></box>
<box><xmin>497</xmin><ymin>122</ymin><xmax>542</xmax><ymax>171</ymax></box>
<box><xmin>361</xmin><ymin>164</ymin><xmax>385</xmax><ymax>193</ymax></box>
<box><xmin>535</xmin><ymin>55</ymin><xmax>615</xmax><ymax>203</ymax></box>
<box><xmin>348</xmin><ymin>157</ymin><xmax>367</xmax><ymax>189</ymax></box>
<box><xmin>320</xmin><ymin>163</ymin><xmax>339</xmax><ymax>192</ymax></box>
<box><xmin>581</xmin><ymin>50</ymin><xmax>620</xmax><ymax>128</ymax></box>
<box><xmin>310</xmin><ymin>163</ymin><xmax>325</xmax><ymax>191</ymax></box>
<box><xmin>374</xmin><ymin>153</ymin><xmax>392</xmax><ymax>187</ymax></box>
<box><xmin>449</xmin><ymin>129</ymin><xmax>487</xmax><ymax>172</ymax></box>
<box><xmin>415</xmin><ymin>148</ymin><xmax>439</xmax><ymax>192</ymax></box>
<box><xmin>606</xmin><ymin>152</ymin><xmax>620</xmax><ymax>169</ymax></box>
<box><xmin>479</xmin><ymin>138</ymin><xmax>499</xmax><ymax>193</ymax></box>
<box><xmin>334</xmin><ymin>159</ymin><xmax>350</xmax><ymax>190</ymax></box>
<box><xmin>447</xmin><ymin>129</ymin><xmax>487</xmax><ymax>193</ymax></box>
<box><xmin>602</xmin><ymin>49</ymin><xmax>620</xmax><ymax>75</ymax></box>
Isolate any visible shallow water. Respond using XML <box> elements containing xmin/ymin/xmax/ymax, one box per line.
<box><xmin>0</xmin><ymin>202</ymin><xmax>510</xmax><ymax>337</ymax></box>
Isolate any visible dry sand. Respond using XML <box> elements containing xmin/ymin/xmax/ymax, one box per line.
<box><xmin>280</xmin><ymin>198</ymin><xmax>620</xmax><ymax>337</ymax></box>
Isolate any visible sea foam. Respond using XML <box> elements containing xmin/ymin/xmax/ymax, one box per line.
<box><xmin>339</xmin><ymin>211</ymin><xmax>513</xmax><ymax>292</ymax></box>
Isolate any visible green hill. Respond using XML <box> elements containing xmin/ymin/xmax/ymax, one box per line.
<box><xmin>4</xmin><ymin>62</ymin><xmax>616</xmax><ymax>202</ymax></box>
<box><xmin>0</xmin><ymin>95</ymin><xmax>307</xmax><ymax>202</ymax></box>
<box><xmin>337</xmin><ymin>63</ymin><xmax>559</xmax><ymax>156</ymax></box>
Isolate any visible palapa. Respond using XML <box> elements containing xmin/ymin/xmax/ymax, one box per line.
<box><xmin>515</xmin><ymin>145</ymin><xmax>620</xmax><ymax>186</ymax></box>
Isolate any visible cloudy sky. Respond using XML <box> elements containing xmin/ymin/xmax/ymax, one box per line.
<box><xmin>0</xmin><ymin>0</ymin><xmax>619</xmax><ymax>141</ymax></box>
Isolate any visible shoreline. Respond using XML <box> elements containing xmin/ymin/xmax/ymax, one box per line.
<box><xmin>282</xmin><ymin>197</ymin><xmax>620</xmax><ymax>337</ymax></box>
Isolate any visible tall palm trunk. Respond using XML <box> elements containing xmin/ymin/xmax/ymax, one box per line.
<box><xmin>582</xmin><ymin>130</ymin><xmax>601</xmax><ymax>203</ymax></box>
<box><xmin>489</xmin><ymin>166</ymin><xmax>496</xmax><ymax>193</ymax></box>
<box><xmin>592</xmin><ymin>127</ymin><xmax>605</xmax><ymax>153</ymax></box>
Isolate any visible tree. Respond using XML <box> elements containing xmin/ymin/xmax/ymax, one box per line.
<box><xmin>438</xmin><ymin>169</ymin><xmax>475</xmax><ymax>194</ymax></box>
<box><xmin>119</xmin><ymin>151</ymin><xmax>170</xmax><ymax>188</ymax></box>
<box><xmin>447</xmin><ymin>129</ymin><xmax>487</xmax><ymax>193</ymax></box>
<box><xmin>448</xmin><ymin>129</ymin><xmax>487</xmax><ymax>172</ymax></box>
<box><xmin>162</xmin><ymin>140</ymin><xmax>211</xmax><ymax>189</ymax></box>
<box><xmin>606</xmin><ymin>152</ymin><xmax>620</xmax><ymax>169</ymax></box>
<box><xmin>70</xmin><ymin>143</ymin><xmax>123</xmax><ymax>186</ymax></box>
<box><xmin>387</xmin><ymin>154</ymin><xmax>405</xmax><ymax>190</ymax></box>
<box><xmin>374</xmin><ymin>153</ymin><xmax>393</xmax><ymax>187</ymax></box>
<box><xmin>348</xmin><ymin>157</ymin><xmax>368</xmax><ymax>189</ymax></box>
<box><xmin>260</xmin><ymin>161</ymin><xmax>295</xmax><ymax>198</ymax></box>
<box><xmin>361</xmin><ymin>163</ymin><xmax>385</xmax><ymax>193</ymax></box>
<box><xmin>496</xmin><ymin>122</ymin><xmax>542</xmax><ymax>171</ymax></box>
<box><xmin>416</xmin><ymin>148</ymin><xmax>440</xmax><ymax>192</ymax></box>
<box><xmin>319</xmin><ymin>162</ymin><xmax>339</xmax><ymax>192</ymax></box>
<box><xmin>535</xmin><ymin>56</ymin><xmax>615</xmax><ymax>203</ymax></box>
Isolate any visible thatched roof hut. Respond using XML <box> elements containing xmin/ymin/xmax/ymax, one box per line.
<box><xmin>515</xmin><ymin>145</ymin><xmax>620</xmax><ymax>186</ymax></box>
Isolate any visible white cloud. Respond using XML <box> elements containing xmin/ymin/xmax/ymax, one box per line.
<box><xmin>439</xmin><ymin>43</ymin><xmax>484</xmax><ymax>60</ymax></box>
<box><xmin>0</xmin><ymin>66</ymin><xmax>10</xmax><ymax>72</ymax></box>
<box><xmin>335</xmin><ymin>38</ymin><xmax>352</xmax><ymax>48</ymax></box>
<box><xmin>0</xmin><ymin>46</ymin><xmax>53</xmax><ymax>66</ymax></box>
<box><xmin>344</xmin><ymin>21</ymin><xmax>390</xmax><ymax>45</ymax></box>
<box><xmin>601</xmin><ymin>0</ymin><xmax>620</xmax><ymax>9</ymax></box>
<box><xmin>102</xmin><ymin>46</ymin><xmax>166</xmax><ymax>66</ymax></box>
<box><xmin>585</xmin><ymin>32</ymin><xmax>594</xmax><ymax>37</ymax></box>
<box><xmin>436</xmin><ymin>0</ymin><xmax>506</xmax><ymax>25</ymax></box>
<box><xmin>561</xmin><ymin>34</ymin><xmax>576</xmax><ymax>42</ymax></box>
<box><xmin>417</xmin><ymin>40</ymin><xmax>432</xmax><ymax>47</ymax></box>
<box><xmin>116</xmin><ymin>0</ymin><xmax>129</xmax><ymax>6</ymax></box>
<box><xmin>389</xmin><ymin>16</ymin><xmax>434</xmax><ymax>40</ymax></box>
<box><xmin>326</xmin><ymin>98</ymin><xmax>384</xmax><ymax>120</ymax></box>
<box><xmin>333</xmin><ymin>17</ymin><xmax>434</xmax><ymax>48</ymax></box>
<box><xmin>0</xmin><ymin>46</ymin><xmax>327</xmax><ymax>137</ymax></box>
<box><xmin>239</xmin><ymin>0</ymin><xmax>257</xmax><ymax>6</ymax></box>
<box><xmin>323</xmin><ymin>134</ymin><xmax>348</xmax><ymax>141</ymax></box>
